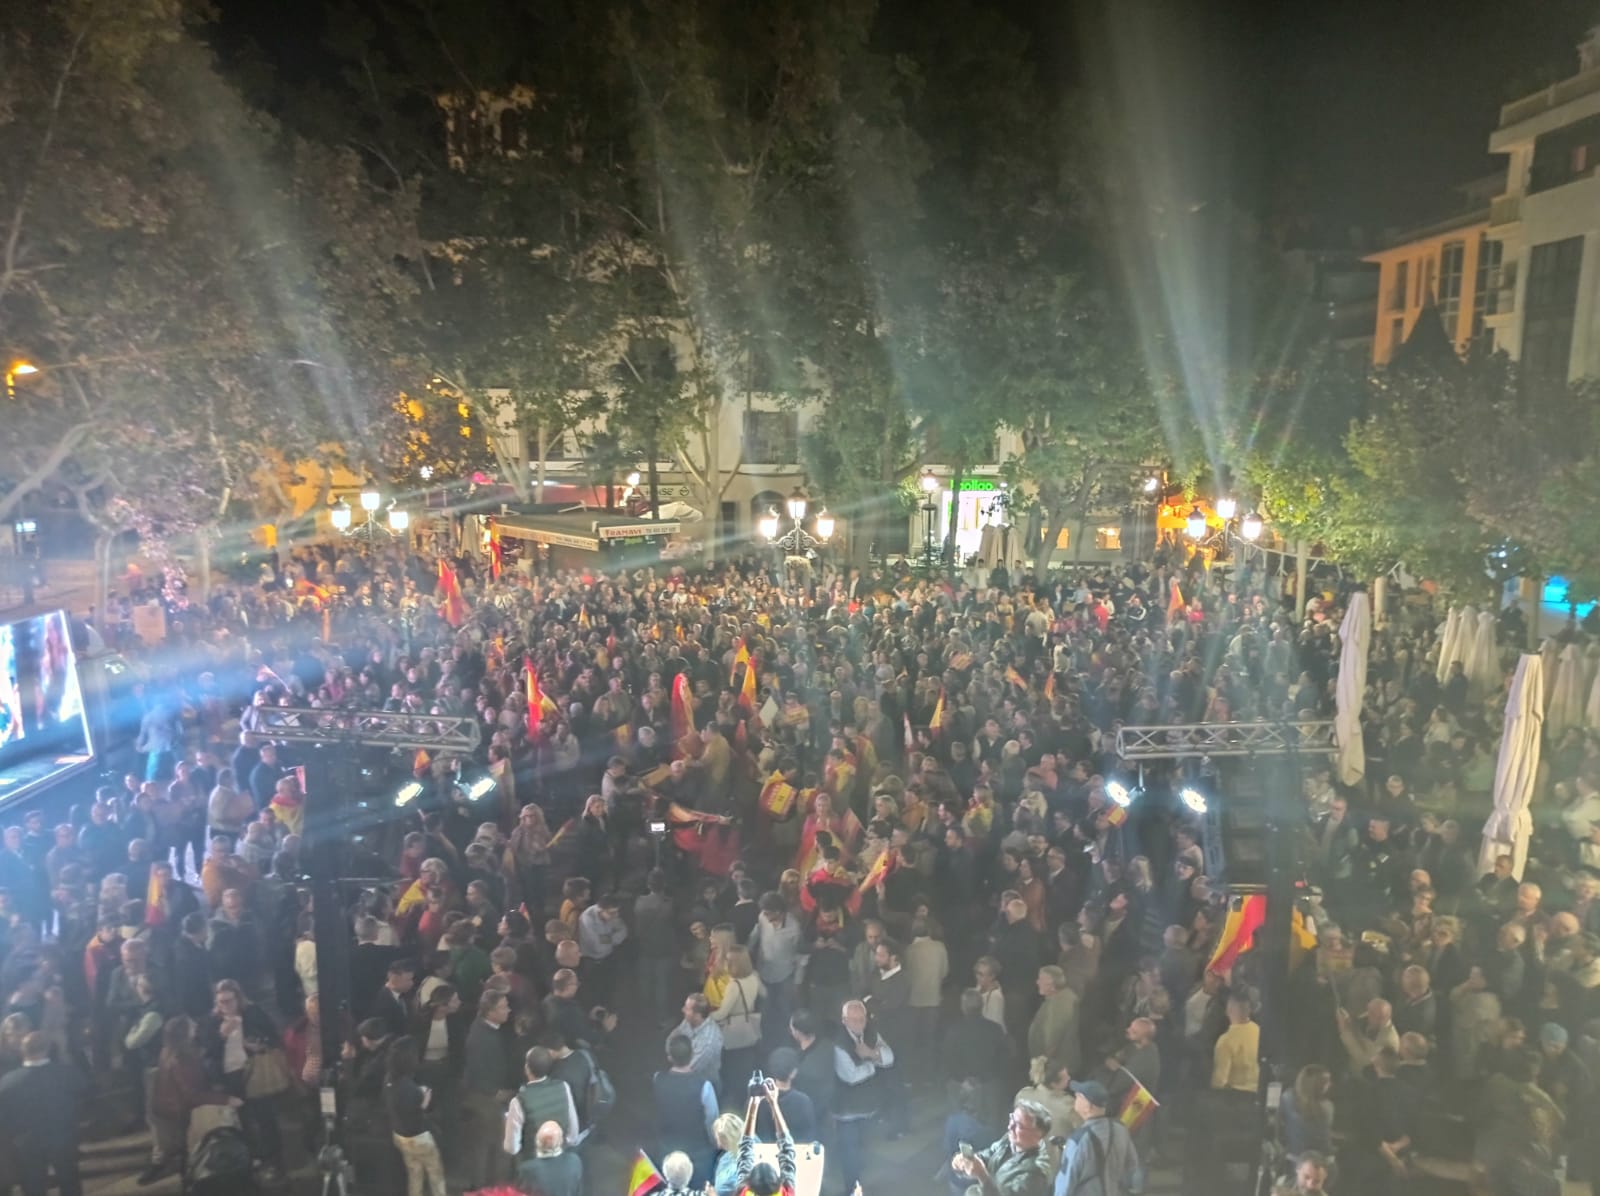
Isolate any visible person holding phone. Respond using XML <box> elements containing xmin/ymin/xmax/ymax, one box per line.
<box><xmin>950</xmin><ymin>1097</ymin><xmax>1056</xmax><ymax>1196</ymax></box>
<box><xmin>734</xmin><ymin>1076</ymin><xmax>796</xmax><ymax>1196</ymax></box>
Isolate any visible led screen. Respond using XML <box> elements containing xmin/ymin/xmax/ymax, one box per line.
<box><xmin>0</xmin><ymin>611</ymin><xmax>93</xmax><ymax>798</ymax></box>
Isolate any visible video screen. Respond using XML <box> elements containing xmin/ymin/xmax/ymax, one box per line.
<box><xmin>0</xmin><ymin>610</ymin><xmax>92</xmax><ymax>774</ymax></box>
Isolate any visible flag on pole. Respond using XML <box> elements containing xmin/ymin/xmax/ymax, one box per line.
<box><xmin>1167</xmin><ymin>577</ymin><xmax>1185</xmax><ymax>624</ymax></box>
<box><xmin>730</xmin><ymin>639</ymin><xmax>751</xmax><ymax>686</ymax></box>
<box><xmin>626</xmin><ymin>1149</ymin><xmax>666</xmax><ymax>1196</ymax></box>
<box><xmin>487</xmin><ymin>519</ymin><xmax>503</xmax><ymax>580</ymax></box>
<box><xmin>525</xmin><ymin>656</ymin><xmax>545</xmax><ymax>738</ymax></box>
<box><xmin>1005</xmin><ymin>665</ymin><xmax>1027</xmax><ymax>691</ymax></box>
<box><xmin>738</xmin><ymin>651</ymin><xmax>757</xmax><ymax>713</ymax></box>
<box><xmin>856</xmin><ymin>848</ymin><xmax>897</xmax><ymax>895</ymax></box>
<box><xmin>577</xmin><ymin>606</ymin><xmax>591</xmax><ymax>630</ymax></box>
<box><xmin>671</xmin><ymin>673</ymin><xmax>693</xmax><ymax>744</ymax></box>
<box><xmin>1104</xmin><ymin>804</ymin><xmax>1128</xmax><ymax>828</ymax></box>
<box><xmin>546</xmin><ymin>817</ymin><xmax>577</xmax><ymax>849</ymax></box>
<box><xmin>1119</xmin><ymin>1075</ymin><xmax>1159</xmax><ymax>1133</ymax></box>
<box><xmin>436</xmin><ymin>559</ymin><xmax>467</xmax><ymax>627</ymax></box>
<box><xmin>929</xmin><ymin>688</ymin><xmax>946</xmax><ymax>737</ymax></box>
<box><xmin>1207</xmin><ymin>893</ymin><xmax>1268</xmax><ymax>974</ymax></box>
<box><xmin>413</xmin><ymin>749</ymin><xmax>431</xmax><ymax>776</ymax></box>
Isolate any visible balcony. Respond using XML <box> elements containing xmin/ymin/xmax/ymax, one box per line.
<box><xmin>1499</xmin><ymin>68</ymin><xmax>1600</xmax><ymax>129</ymax></box>
<box><xmin>1488</xmin><ymin>194</ymin><xmax>1521</xmax><ymax>227</ymax></box>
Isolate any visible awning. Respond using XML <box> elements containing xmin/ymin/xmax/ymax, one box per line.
<box><xmin>494</xmin><ymin>512</ymin><xmax>681</xmax><ymax>551</ymax></box>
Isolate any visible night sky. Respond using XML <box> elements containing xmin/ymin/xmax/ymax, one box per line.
<box><xmin>214</xmin><ymin>0</ymin><xmax>1597</xmax><ymax>243</ymax></box>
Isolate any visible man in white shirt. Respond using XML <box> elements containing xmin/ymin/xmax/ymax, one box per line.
<box><xmin>503</xmin><ymin>1046</ymin><xmax>580</xmax><ymax>1161</ymax></box>
<box><xmin>576</xmin><ymin>894</ymin><xmax>628</xmax><ymax>1005</ymax></box>
<box><xmin>666</xmin><ymin>994</ymin><xmax>723</xmax><ymax>1093</ymax></box>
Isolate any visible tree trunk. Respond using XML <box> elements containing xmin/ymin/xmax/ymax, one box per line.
<box><xmin>93</xmin><ymin>532</ymin><xmax>112</xmax><ymax>621</ymax></box>
<box><xmin>195</xmin><ymin>528</ymin><xmax>212</xmax><ymax>602</ymax></box>
<box><xmin>647</xmin><ymin>434</ymin><xmax>660</xmax><ymax>520</ymax></box>
<box><xmin>1073</xmin><ymin>508</ymin><xmax>1089</xmax><ymax>566</ymax></box>
<box><xmin>536</xmin><ymin>421</ymin><xmax>548</xmax><ymax>500</ymax></box>
<box><xmin>1035</xmin><ymin>513</ymin><xmax>1066</xmax><ymax>576</ymax></box>
<box><xmin>943</xmin><ymin>465</ymin><xmax>964</xmax><ymax>565</ymax></box>
<box><xmin>1294</xmin><ymin>539</ymin><xmax>1310</xmax><ymax>620</ymax></box>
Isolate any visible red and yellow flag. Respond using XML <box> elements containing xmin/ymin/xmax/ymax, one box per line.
<box><xmin>856</xmin><ymin>847</ymin><xmax>897</xmax><ymax>895</ymax></box>
<box><xmin>436</xmin><ymin>559</ymin><xmax>467</xmax><ymax>627</ymax></box>
<box><xmin>1119</xmin><ymin>1075</ymin><xmax>1159</xmax><ymax>1133</ymax></box>
<box><xmin>487</xmin><ymin>519</ymin><xmax>504</xmax><ymax>581</ymax></box>
<box><xmin>525</xmin><ymin>656</ymin><xmax>545</xmax><ymax>738</ymax></box>
<box><xmin>671</xmin><ymin>673</ymin><xmax>693</xmax><ymax>745</ymax></box>
<box><xmin>1166</xmin><ymin>577</ymin><xmax>1185</xmax><ymax>624</ymax></box>
<box><xmin>627</xmin><ymin>1151</ymin><xmax>665</xmax><ymax>1196</ymax></box>
<box><xmin>1208</xmin><ymin>893</ymin><xmax>1267</xmax><ymax>974</ymax></box>
<box><xmin>929</xmin><ymin>688</ymin><xmax>946</xmax><ymax>737</ymax></box>
<box><xmin>413</xmin><ymin>749</ymin><xmax>431</xmax><ymax>776</ymax></box>
<box><xmin>738</xmin><ymin>649</ymin><xmax>757</xmax><ymax>713</ymax></box>
<box><xmin>577</xmin><ymin>606</ymin><xmax>592</xmax><ymax>630</ymax></box>
<box><xmin>730</xmin><ymin>639</ymin><xmax>751</xmax><ymax>686</ymax></box>
<box><xmin>546</xmin><ymin>817</ymin><xmax>577</xmax><ymax>849</ymax></box>
<box><xmin>1005</xmin><ymin>665</ymin><xmax>1027</xmax><ymax>691</ymax></box>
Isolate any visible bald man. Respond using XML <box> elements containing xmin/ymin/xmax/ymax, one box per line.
<box><xmin>513</xmin><ymin>1121</ymin><xmax>581</xmax><ymax>1196</ymax></box>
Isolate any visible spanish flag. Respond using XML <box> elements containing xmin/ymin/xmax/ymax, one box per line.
<box><xmin>738</xmin><ymin>649</ymin><xmax>757</xmax><ymax>713</ymax></box>
<box><xmin>413</xmin><ymin>749</ymin><xmax>431</xmax><ymax>776</ymax></box>
<box><xmin>670</xmin><ymin>672</ymin><xmax>693</xmax><ymax>745</ymax></box>
<box><xmin>436</xmin><ymin>559</ymin><xmax>467</xmax><ymax>627</ymax></box>
<box><xmin>487</xmin><ymin>519</ymin><xmax>503</xmax><ymax>580</ymax></box>
<box><xmin>856</xmin><ymin>847</ymin><xmax>896</xmax><ymax>895</ymax></box>
<box><xmin>929</xmin><ymin>688</ymin><xmax>946</xmax><ymax>737</ymax></box>
<box><xmin>730</xmin><ymin>639</ymin><xmax>751</xmax><ymax>686</ymax></box>
<box><xmin>1005</xmin><ymin>665</ymin><xmax>1027</xmax><ymax>691</ymax></box>
<box><xmin>546</xmin><ymin>817</ymin><xmax>577</xmax><ymax>849</ymax></box>
<box><xmin>1207</xmin><ymin>893</ymin><xmax>1267</xmax><ymax>974</ymax></box>
<box><xmin>1166</xmin><ymin>577</ymin><xmax>1185</xmax><ymax>624</ymax></box>
<box><xmin>145</xmin><ymin>869</ymin><xmax>168</xmax><ymax>928</ymax></box>
<box><xmin>1119</xmin><ymin>1074</ymin><xmax>1159</xmax><ymax>1133</ymax></box>
<box><xmin>577</xmin><ymin>606</ymin><xmax>591</xmax><ymax>630</ymax></box>
<box><xmin>1104</xmin><ymin>804</ymin><xmax>1128</xmax><ymax>828</ymax></box>
<box><xmin>524</xmin><ymin>656</ymin><xmax>555</xmax><ymax>737</ymax></box>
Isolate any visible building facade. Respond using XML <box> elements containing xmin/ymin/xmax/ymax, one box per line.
<box><xmin>1484</xmin><ymin>27</ymin><xmax>1600</xmax><ymax>381</ymax></box>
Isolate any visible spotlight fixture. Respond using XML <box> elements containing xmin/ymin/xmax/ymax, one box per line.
<box><xmin>1106</xmin><ymin>779</ymin><xmax>1133</xmax><ymax>808</ymax></box>
<box><xmin>1179</xmin><ymin>785</ymin><xmax>1208</xmax><ymax>814</ymax></box>
<box><xmin>458</xmin><ymin>768</ymin><xmax>497</xmax><ymax>801</ymax></box>
<box><xmin>394</xmin><ymin>779</ymin><xmax>424</xmax><ymax>808</ymax></box>
<box><xmin>1142</xmin><ymin>476</ymin><xmax>1160</xmax><ymax>493</ymax></box>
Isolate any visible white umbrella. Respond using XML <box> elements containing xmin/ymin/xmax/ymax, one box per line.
<box><xmin>1435</xmin><ymin>605</ymin><xmax>1461</xmax><ymax>684</ymax></box>
<box><xmin>1548</xmin><ymin>642</ymin><xmax>1586</xmax><ymax>737</ymax></box>
<box><xmin>1587</xmin><ymin>658</ymin><xmax>1600</xmax><ymax>732</ymax></box>
<box><xmin>1478</xmin><ymin>653</ymin><xmax>1545</xmax><ymax>880</ymax></box>
<box><xmin>1541</xmin><ymin>637</ymin><xmax>1562</xmax><ymax>710</ymax></box>
<box><xmin>1335</xmin><ymin>591</ymin><xmax>1370</xmax><ymax>787</ymax></box>
<box><xmin>1464</xmin><ymin>611</ymin><xmax>1500</xmax><ymax>702</ymax></box>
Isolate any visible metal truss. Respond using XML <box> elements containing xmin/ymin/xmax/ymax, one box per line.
<box><xmin>254</xmin><ymin>706</ymin><xmax>482</xmax><ymax>753</ymax></box>
<box><xmin>1115</xmin><ymin>720</ymin><xmax>1337</xmax><ymax>760</ymax></box>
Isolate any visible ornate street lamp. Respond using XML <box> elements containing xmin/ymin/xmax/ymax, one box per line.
<box><xmin>1240</xmin><ymin>511</ymin><xmax>1264</xmax><ymax>542</ymax></box>
<box><xmin>1185</xmin><ymin>505</ymin><xmax>1208</xmax><ymax>540</ymax></box>
<box><xmin>1215</xmin><ymin>495</ymin><xmax>1238</xmax><ymax>521</ymax></box>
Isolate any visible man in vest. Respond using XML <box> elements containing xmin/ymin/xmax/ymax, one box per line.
<box><xmin>503</xmin><ymin>1046</ymin><xmax>579</xmax><ymax>1173</ymax></box>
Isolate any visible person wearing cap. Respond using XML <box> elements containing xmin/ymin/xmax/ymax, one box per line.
<box><xmin>1536</xmin><ymin>1021</ymin><xmax>1590</xmax><ymax>1155</ymax></box>
<box><xmin>1054</xmin><ymin>1081</ymin><xmax>1141</xmax><ymax>1196</ymax></box>
<box><xmin>950</xmin><ymin>1097</ymin><xmax>1055</xmax><ymax>1196</ymax></box>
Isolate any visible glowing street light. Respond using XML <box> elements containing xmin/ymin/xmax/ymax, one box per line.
<box><xmin>786</xmin><ymin>486</ymin><xmax>808</xmax><ymax>522</ymax></box>
<box><xmin>1185</xmin><ymin>505</ymin><xmax>1208</xmax><ymax>540</ymax></box>
<box><xmin>919</xmin><ymin>468</ymin><xmax>939</xmax><ymax>495</ymax></box>
<box><xmin>4</xmin><ymin>361</ymin><xmax>37</xmax><ymax>399</ymax></box>
<box><xmin>625</xmin><ymin>471</ymin><xmax>641</xmax><ymax>488</ymax></box>
<box><xmin>1142</xmin><ymin>475</ymin><xmax>1160</xmax><ymax>493</ymax></box>
<box><xmin>814</xmin><ymin>509</ymin><xmax>835</xmax><ymax>542</ymax></box>
<box><xmin>359</xmin><ymin>484</ymin><xmax>382</xmax><ymax>513</ymax></box>
<box><xmin>329</xmin><ymin>499</ymin><xmax>353</xmax><ymax>532</ymax></box>
<box><xmin>1215</xmin><ymin>496</ymin><xmax>1238</xmax><ymax>521</ymax></box>
<box><xmin>387</xmin><ymin>507</ymin><xmax>410</xmax><ymax>532</ymax></box>
<box><xmin>758</xmin><ymin>509</ymin><xmax>780</xmax><ymax>541</ymax></box>
<box><xmin>1240</xmin><ymin>511</ymin><xmax>1264</xmax><ymax>542</ymax></box>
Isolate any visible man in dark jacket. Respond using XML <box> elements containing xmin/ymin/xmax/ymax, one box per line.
<box><xmin>172</xmin><ymin>912</ymin><xmax>214</xmax><ymax>1019</ymax></box>
<box><xmin>0</xmin><ymin>1032</ymin><xmax>87</xmax><ymax>1196</ymax></box>
<box><xmin>460</xmin><ymin>991</ymin><xmax>518</xmax><ymax>1189</ymax></box>
<box><xmin>944</xmin><ymin>988</ymin><xmax>1012</xmax><ymax>1122</ymax></box>
<box><xmin>787</xmin><ymin>1010</ymin><xmax>837</xmax><ymax>1125</ymax></box>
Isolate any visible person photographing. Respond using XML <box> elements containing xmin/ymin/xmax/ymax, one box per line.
<box><xmin>734</xmin><ymin>1075</ymin><xmax>797</xmax><ymax>1196</ymax></box>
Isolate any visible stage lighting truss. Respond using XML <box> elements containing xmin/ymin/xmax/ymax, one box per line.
<box><xmin>254</xmin><ymin>706</ymin><xmax>482</xmax><ymax>754</ymax></box>
<box><xmin>1114</xmin><ymin>720</ymin><xmax>1336</xmax><ymax>761</ymax></box>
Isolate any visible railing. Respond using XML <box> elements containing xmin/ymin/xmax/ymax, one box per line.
<box><xmin>1488</xmin><ymin>194</ymin><xmax>1521</xmax><ymax>227</ymax></box>
<box><xmin>1500</xmin><ymin>68</ymin><xmax>1600</xmax><ymax>128</ymax></box>
<box><xmin>255</xmin><ymin>706</ymin><xmax>483</xmax><ymax>752</ymax></box>
<box><xmin>1115</xmin><ymin>720</ymin><xmax>1337</xmax><ymax>760</ymax></box>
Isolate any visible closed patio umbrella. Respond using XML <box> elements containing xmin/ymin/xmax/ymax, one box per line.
<box><xmin>1464</xmin><ymin>610</ymin><xmax>1500</xmax><ymax>702</ymax></box>
<box><xmin>1335</xmin><ymin>591</ymin><xmax>1370</xmax><ymax>788</ymax></box>
<box><xmin>1477</xmin><ymin>653</ymin><xmax>1544</xmax><ymax>880</ymax></box>
<box><xmin>1435</xmin><ymin>605</ymin><xmax>1461</xmax><ymax>684</ymax></box>
<box><xmin>1547</xmin><ymin>642</ymin><xmax>1586</xmax><ymax>738</ymax></box>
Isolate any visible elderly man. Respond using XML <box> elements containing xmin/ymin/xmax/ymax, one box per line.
<box><xmin>659</xmin><ymin>1150</ymin><xmax>699</xmax><ymax>1196</ymax></box>
<box><xmin>1054</xmin><ymin>1081</ymin><xmax>1142</xmax><ymax>1196</ymax></box>
<box><xmin>512</xmin><ymin>1120</ymin><xmax>582</xmax><ymax>1196</ymax></box>
<box><xmin>1337</xmin><ymin>997</ymin><xmax>1400</xmax><ymax>1073</ymax></box>
<box><xmin>950</xmin><ymin>1097</ymin><xmax>1055</xmax><ymax>1196</ymax></box>
<box><xmin>834</xmin><ymin>999</ymin><xmax>895</xmax><ymax>1195</ymax></box>
<box><xmin>667</xmin><ymin>993</ymin><xmax>724</xmax><ymax>1093</ymax></box>
<box><xmin>1027</xmin><ymin>965</ymin><xmax>1082</xmax><ymax>1074</ymax></box>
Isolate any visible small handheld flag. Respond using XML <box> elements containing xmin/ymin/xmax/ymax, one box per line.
<box><xmin>626</xmin><ymin>1149</ymin><xmax>665</xmax><ymax>1196</ymax></box>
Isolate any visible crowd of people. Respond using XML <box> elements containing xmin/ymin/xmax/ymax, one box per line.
<box><xmin>0</xmin><ymin>531</ymin><xmax>1592</xmax><ymax>1196</ymax></box>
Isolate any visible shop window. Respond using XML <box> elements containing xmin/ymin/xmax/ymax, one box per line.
<box><xmin>1055</xmin><ymin>527</ymin><xmax>1071</xmax><ymax>550</ymax></box>
<box><xmin>1096</xmin><ymin>526</ymin><xmax>1122</xmax><ymax>551</ymax></box>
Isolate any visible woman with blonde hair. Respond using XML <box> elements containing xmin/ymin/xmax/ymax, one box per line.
<box><xmin>702</xmin><ymin>924</ymin><xmax>738</xmax><ymax>1009</ymax></box>
<box><xmin>712</xmin><ymin>944</ymin><xmax>767</xmax><ymax>1097</ymax></box>
<box><xmin>1013</xmin><ymin>1056</ymin><xmax>1078</xmax><ymax>1168</ymax></box>
<box><xmin>711</xmin><ymin>1110</ymin><xmax>745</xmax><ymax>1196</ymax></box>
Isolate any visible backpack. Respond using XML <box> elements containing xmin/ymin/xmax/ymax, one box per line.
<box><xmin>576</xmin><ymin>1047</ymin><xmax>617</xmax><ymax>1124</ymax></box>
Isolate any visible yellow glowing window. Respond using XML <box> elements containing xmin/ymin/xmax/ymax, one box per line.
<box><xmin>1096</xmin><ymin>526</ymin><xmax>1122</xmax><ymax>551</ymax></box>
